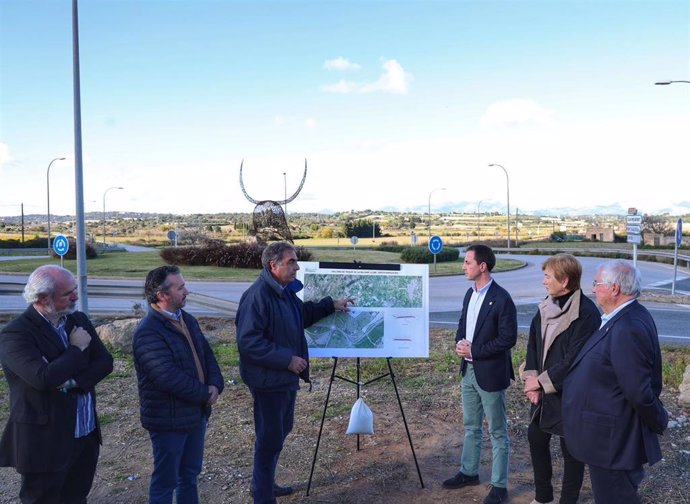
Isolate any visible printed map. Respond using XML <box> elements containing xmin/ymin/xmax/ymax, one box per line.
<box><xmin>298</xmin><ymin>263</ymin><xmax>429</xmax><ymax>358</ymax></box>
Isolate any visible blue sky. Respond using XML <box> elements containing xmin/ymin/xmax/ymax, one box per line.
<box><xmin>1</xmin><ymin>0</ymin><xmax>689</xmax><ymax>217</ymax></box>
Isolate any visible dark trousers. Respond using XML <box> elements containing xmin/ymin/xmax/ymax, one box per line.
<box><xmin>528</xmin><ymin>421</ymin><xmax>584</xmax><ymax>504</ymax></box>
<box><xmin>251</xmin><ymin>389</ymin><xmax>297</xmax><ymax>504</ymax></box>
<box><xmin>589</xmin><ymin>464</ymin><xmax>644</xmax><ymax>504</ymax></box>
<box><xmin>19</xmin><ymin>430</ymin><xmax>100</xmax><ymax>504</ymax></box>
<box><xmin>148</xmin><ymin>419</ymin><xmax>207</xmax><ymax>504</ymax></box>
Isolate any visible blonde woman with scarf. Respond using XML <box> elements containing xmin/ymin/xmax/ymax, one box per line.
<box><xmin>522</xmin><ymin>254</ymin><xmax>600</xmax><ymax>504</ymax></box>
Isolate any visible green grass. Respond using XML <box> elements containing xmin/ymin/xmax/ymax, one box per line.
<box><xmin>0</xmin><ymin>251</ymin><xmax>261</xmax><ymax>280</ymax></box>
<box><xmin>661</xmin><ymin>347</ymin><xmax>690</xmax><ymax>389</ymax></box>
<box><xmin>98</xmin><ymin>413</ymin><xmax>116</xmax><ymax>426</ymax></box>
<box><xmin>0</xmin><ymin>247</ymin><xmax>525</xmax><ymax>279</ymax></box>
<box><xmin>212</xmin><ymin>342</ymin><xmax>240</xmax><ymax>368</ymax></box>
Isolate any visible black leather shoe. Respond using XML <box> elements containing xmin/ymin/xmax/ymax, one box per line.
<box><xmin>273</xmin><ymin>483</ymin><xmax>294</xmax><ymax>497</ymax></box>
<box><xmin>483</xmin><ymin>485</ymin><xmax>508</xmax><ymax>504</ymax></box>
<box><xmin>442</xmin><ymin>471</ymin><xmax>480</xmax><ymax>489</ymax></box>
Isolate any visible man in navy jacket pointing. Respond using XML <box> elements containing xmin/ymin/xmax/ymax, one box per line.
<box><xmin>236</xmin><ymin>242</ymin><xmax>353</xmax><ymax>504</ymax></box>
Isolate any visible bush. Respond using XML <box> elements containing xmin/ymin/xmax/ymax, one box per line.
<box><xmin>0</xmin><ymin>236</ymin><xmax>47</xmax><ymax>249</ymax></box>
<box><xmin>377</xmin><ymin>241</ymin><xmax>406</xmax><ymax>253</ymax></box>
<box><xmin>160</xmin><ymin>242</ymin><xmax>313</xmax><ymax>269</ymax></box>
<box><xmin>401</xmin><ymin>246</ymin><xmax>459</xmax><ymax>264</ymax></box>
<box><xmin>49</xmin><ymin>238</ymin><xmax>98</xmax><ymax>259</ymax></box>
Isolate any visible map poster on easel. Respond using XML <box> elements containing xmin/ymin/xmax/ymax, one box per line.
<box><xmin>297</xmin><ymin>262</ymin><xmax>429</xmax><ymax>358</ymax></box>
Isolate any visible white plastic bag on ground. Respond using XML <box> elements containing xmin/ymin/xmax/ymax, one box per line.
<box><xmin>346</xmin><ymin>397</ymin><xmax>374</xmax><ymax>435</ymax></box>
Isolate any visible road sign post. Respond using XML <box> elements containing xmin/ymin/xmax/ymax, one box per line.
<box><xmin>428</xmin><ymin>235</ymin><xmax>443</xmax><ymax>273</ymax></box>
<box><xmin>167</xmin><ymin>230</ymin><xmax>178</xmax><ymax>247</ymax></box>
<box><xmin>53</xmin><ymin>234</ymin><xmax>69</xmax><ymax>268</ymax></box>
<box><xmin>626</xmin><ymin>211</ymin><xmax>642</xmax><ymax>267</ymax></box>
<box><xmin>672</xmin><ymin>218</ymin><xmax>683</xmax><ymax>295</ymax></box>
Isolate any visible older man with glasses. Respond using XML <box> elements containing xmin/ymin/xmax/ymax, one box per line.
<box><xmin>562</xmin><ymin>260</ymin><xmax>668</xmax><ymax>504</ymax></box>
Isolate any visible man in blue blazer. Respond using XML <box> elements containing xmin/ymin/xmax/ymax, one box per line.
<box><xmin>443</xmin><ymin>244</ymin><xmax>517</xmax><ymax>504</ymax></box>
<box><xmin>562</xmin><ymin>260</ymin><xmax>667</xmax><ymax>504</ymax></box>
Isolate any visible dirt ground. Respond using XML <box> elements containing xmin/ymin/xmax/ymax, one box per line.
<box><xmin>1</xmin><ymin>317</ymin><xmax>689</xmax><ymax>504</ymax></box>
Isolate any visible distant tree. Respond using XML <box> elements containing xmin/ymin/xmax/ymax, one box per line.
<box><xmin>341</xmin><ymin>219</ymin><xmax>381</xmax><ymax>238</ymax></box>
<box><xmin>177</xmin><ymin>229</ymin><xmax>210</xmax><ymax>245</ymax></box>
<box><xmin>317</xmin><ymin>227</ymin><xmax>334</xmax><ymax>239</ymax></box>
<box><xmin>642</xmin><ymin>214</ymin><xmax>673</xmax><ymax>235</ymax></box>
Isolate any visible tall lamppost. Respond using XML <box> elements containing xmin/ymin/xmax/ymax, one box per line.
<box><xmin>489</xmin><ymin>163</ymin><xmax>510</xmax><ymax>249</ymax></box>
<box><xmin>102</xmin><ymin>186</ymin><xmax>123</xmax><ymax>247</ymax></box>
<box><xmin>427</xmin><ymin>187</ymin><xmax>446</xmax><ymax>237</ymax></box>
<box><xmin>655</xmin><ymin>80</ymin><xmax>690</xmax><ymax>85</ymax></box>
<box><xmin>476</xmin><ymin>200</ymin><xmax>482</xmax><ymax>239</ymax></box>
<box><xmin>46</xmin><ymin>157</ymin><xmax>66</xmax><ymax>251</ymax></box>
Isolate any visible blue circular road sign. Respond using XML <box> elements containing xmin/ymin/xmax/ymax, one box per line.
<box><xmin>428</xmin><ymin>235</ymin><xmax>443</xmax><ymax>254</ymax></box>
<box><xmin>676</xmin><ymin>218</ymin><xmax>683</xmax><ymax>247</ymax></box>
<box><xmin>53</xmin><ymin>234</ymin><xmax>70</xmax><ymax>257</ymax></box>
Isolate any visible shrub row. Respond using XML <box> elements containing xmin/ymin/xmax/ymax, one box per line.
<box><xmin>49</xmin><ymin>238</ymin><xmax>98</xmax><ymax>259</ymax></box>
<box><xmin>376</xmin><ymin>241</ymin><xmax>406</xmax><ymax>253</ymax></box>
<box><xmin>400</xmin><ymin>246</ymin><xmax>459</xmax><ymax>264</ymax></box>
<box><xmin>160</xmin><ymin>241</ymin><xmax>313</xmax><ymax>269</ymax></box>
<box><xmin>0</xmin><ymin>237</ymin><xmax>47</xmax><ymax>249</ymax></box>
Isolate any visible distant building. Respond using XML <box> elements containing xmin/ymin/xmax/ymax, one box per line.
<box><xmin>585</xmin><ymin>227</ymin><xmax>615</xmax><ymax>242</ymax></box>
<box><xmin>643</xmin><ymin>233</ymin><xmax>687</xmax><ymax>247</ymax></box>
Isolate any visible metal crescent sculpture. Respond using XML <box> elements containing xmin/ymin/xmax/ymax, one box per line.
<box><xmin>239</xmin><ymin>159</ymin><xmax>308</xmax><ymax>243</ymax></box>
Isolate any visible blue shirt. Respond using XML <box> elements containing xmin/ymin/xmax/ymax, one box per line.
<box><xmin>51</xmin><ymin>316</ymin><xmax>96</xmax><ymax>438</ymax></box>
<box><xmin>600</xmin><ymin>299</ymin><xmax>636</xmax><ymax>329</ymax></box>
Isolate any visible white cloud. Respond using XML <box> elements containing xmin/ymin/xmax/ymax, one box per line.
<box><xmin>321</xmin><ymin>80</ymin><xmax>358</xmax><ymax>94</ymax></box>
<box><xmin>323</xmin><ymin>57</ymin><xmax>361</xmax><ymax>71</ymax></box>
<box><xmin>273</xmin><ymin>114</ymin><xmax>317</xmax><ymax>129</ymax></box>
<box><xmin>321</xmin><ymin>59</ymin><xmax>412</xmax><ymax>95</ymax></box>
<box><xmin>480</xmin><ymin>99</ymin><xmax>552</xmax><ymax>129</ymax></box>
<box><xmin>0</xmin><ymin>142</ymin><xmax>11</xmax><ymax>170</ymax></box>
<box><xmin>360</xmin><ymin>59</ymin><xmax>412</xmax><ymax>95</ymax></box>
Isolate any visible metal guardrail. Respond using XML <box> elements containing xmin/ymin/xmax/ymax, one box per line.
<box><xmin>499</xmin><ymin>247</ymin><xmax>690</xmax><ymax>268</ymax></box>
<box><xmin>0</xmin><ymin>281</ymin><xmax>237</xmax><ymax>317</ymax></box>
<box><xmin>0</xmin><ymin>281</ymin><xmax>144</xmax><ymax>298</ymax></box>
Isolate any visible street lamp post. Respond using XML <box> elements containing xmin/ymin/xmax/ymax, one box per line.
<box><xmin>655</xmin><ymin>80</ymin><xmax>690</xmax><ymax>85</ymax></box>
<box><xmin>46</xmin><ymin>157</ymin><xmax>66</xmax><ymax>251</ymax></box>
<box><xmin>283</xmin><ymin>172</ymin><xmax>287</xmax><ymax>217</ymax></box>
<box><xmin>476</xmin><ymin>200</ymin><xmax>482</xmax><ymax>239</ymax></box>
<box><xmin>489</xmin><ymin>163</ymin><xmax>510</xmax><ymax>249</ymax></box>
<box><xmin>102</xmin><ymin>186</ymin><xmax>123</xmax><ymax>247</ymax></box>
<box><xmin>428</xmin><ymin>187</ymin><xmax>446</xmax><ymax>237</ymax></box>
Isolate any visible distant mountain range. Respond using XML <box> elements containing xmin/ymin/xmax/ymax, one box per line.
<box><xmin>317</xmin><ymin>200</ymin><xmax>690</xmax><ymax>217</ymax></box>
<box><xmin>2</xmin><ymin>201</ymin><xmax>689</xmax><ymax>223</ymax></box>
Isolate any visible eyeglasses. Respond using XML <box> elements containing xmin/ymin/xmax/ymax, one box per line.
<box><xmin>592</xmin><ymin>280</ymin><xmax>612</xmax><ymax>288</ymax></box>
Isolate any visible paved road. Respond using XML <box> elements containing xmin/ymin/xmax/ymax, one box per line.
<box><xmin>1</xmin><ymin>254</ymin><xmax>688</xmax><ymax>345</ymax></box>
<box><xmin>0</xmin><ymin>255</ymin><xmax>50</xmax><ymax>262</ymax></box>
<box><xmin>430</xmin><ymin>254</ymin><xmax>690</xmax><ymax>346</ymax></box>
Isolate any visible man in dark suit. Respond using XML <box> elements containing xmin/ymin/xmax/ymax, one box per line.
<box><xmin>443</xmin><ymin>244</ymin><xmax>518</xmax><ymax>504</ymax></box>
<box><xmin>0</xmin><ymin>265</ymin><xmax>113</xmax><ymax>504</ymax></box>
<box><xmin>562</xmin><ymin>259</ymin><xmax>667</xmax><ymax>504</ymax></box>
